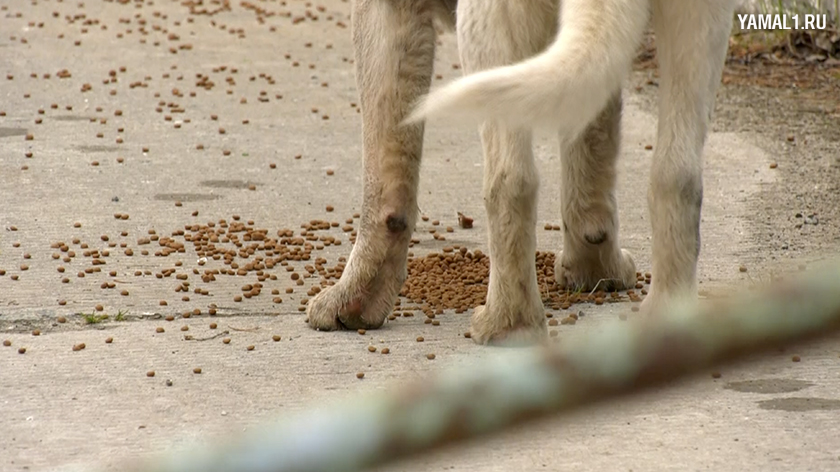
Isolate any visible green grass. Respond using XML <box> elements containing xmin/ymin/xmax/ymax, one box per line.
<box><xmin>114</xmin><ymin>309</ymin><xmax>128</xmax><ymax>322</ymax></box>
<box><xmin>82</xmin><ymin>313</ymin><xmax>109</xmax><ymax>324</ymax></box>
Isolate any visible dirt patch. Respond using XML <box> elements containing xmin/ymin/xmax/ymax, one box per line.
<box><xmin>724</xmin><ymin>378</ymin><xmax>814</xmax><ymax>394</ymax></box>
<box><xmin>758</xmin><ymin>397</ymin><xmax>840</xmax><ymax>411</ymax></box>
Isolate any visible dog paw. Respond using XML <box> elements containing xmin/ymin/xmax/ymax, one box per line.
<box><xmin>555</xmin><ymin>248</ymin><xmax>636</xmax><ymax>292</ymax></box>
<box><xmin>306</xmin><ymin>261</ymin><xmax>405</xmax><ymax>332</ymax></box>
<box><xmin>469</xmin><ymin>305</ymin><xmax>548</xmax><ymax>347</ymax></box>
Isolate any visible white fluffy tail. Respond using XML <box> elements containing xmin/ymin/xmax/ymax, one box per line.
<box><xmin>406</xmin><ymin>0</ymin><xmax>650</xmax><ymax>140</ymax></box>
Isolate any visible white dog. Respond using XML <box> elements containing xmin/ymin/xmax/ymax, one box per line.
<box><xmin>307</xmin><ymin>0</ymin><xmax>737</xmax><ymax>345</ymax></box>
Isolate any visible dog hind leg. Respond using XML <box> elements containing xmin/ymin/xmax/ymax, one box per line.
<box><xmin>457</xmin><ymin>0</ymin><xmax>558</xmax><ymax>345</ymax></box>
<box><xmin>641</xmin><ymin>0</ymin><xmax>736</xmax><ymax>314</ymax></box>
<box><xmin>555</xmin><ymin>92</ymin><xmax>637</xmax><ymax>293</ymax></box>
<box><xmin>307</xmin><ymin>0</ymin><xmax>445</xmax><ymax>331</ymax></box>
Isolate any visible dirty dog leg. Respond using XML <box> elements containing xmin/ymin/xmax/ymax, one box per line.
<box><xmin>555</xmin><ymin>93</ymin><xmax>636</xmax><ymax>292</ymax></box>
<box><xmin>307</xmin><ymin>0</ymin><xmax>443</xmax><ymax>331</ymax></box>
<box><xmin>458</xmin><ymin>0</ymin><xmax>558</xmax><ymax>345</ymax></box>
<box><xmin>641</xmin><ymin>0</ymin><xmax>734</xmax><ymax>314</ymax></box>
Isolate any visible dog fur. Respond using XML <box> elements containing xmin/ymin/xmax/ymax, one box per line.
<box><xmin>306</xmin><ymin>0</ymin><xmax>737</xmax><ymax>345</ymax></box>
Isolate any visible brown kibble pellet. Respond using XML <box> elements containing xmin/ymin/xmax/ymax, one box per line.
<box><xmin>57</xmin><ymin>316</ymin><xmax>67</xmax><ymax>323</ymax></box>
<box><xmin>357</xmin><ymin>329</ymin><xmax>366</xmax><ymax>335</ymax></box>
<box><xmin>367</xmin><ymin>345</ymin><xmax>376</xmax><ymax>353</ymax></box>
<box><xmin>3</xmin><ymin>340</ymin><xmax>11</xmax><ymax>347</ymax></box>
<box><xmin>792</xmin><ymin>355</ymin><xmax>801</xmax><ymax>362</ymax></box>
<box><xmin>193</xmin><ymin>367</ymin><xmax>202</xmax><ymax>374</ymax></box>
<box><xmin>222</xmin><ymin>338</ymin><xmax>231</xmax><ymax>344</ymax></box>
<box><xmin>711</xmin><ymin>372</ymin><xmax>722</xmax><ymax>379</ymax></box>
<box><xmin>32</xmin><ymin>329</ymin><xmax>40</xmax><ymax>336</ymax></box>
<box><xmin>463</xmin><ymin>332</ymin><xmax>471</xmax><ymax>339</ymax></box>
<box><xmin>180</xmin><ymin>325</ymin><xmax>189</xmax><ymax>332</ymax></box>
<box><xmin>146</xmin><ymin>371</ymin><xmax>155</xmax><ymax>377</ymax></box>
<box><xmin>105</xmin><ymin>337</ymin><xmax>113</xmax><ymax>344</ymax></box>
<box><xmin>156</xmin><ymin>327</ymin><xmax>165</xmax><ymax>333</ymax></box>
<box><xmin>381</xmin><ymin>347</ymin><xmax>390</xmax><ymax>354</ymax></box>
<box><xmin>426</xmin><ymin>353</ymin><xmax>436</xmax><ymax>360</ymax></box>
<box><xmin>739</xmin><ymin>265</ymin><xmax>747</xmax><ymax>273</ymax></box>
<box><xmin>18</xmin><ymin>347</ymin><xmax>26</xmax><ymax>354</ymax></box>
<box><xmin>416</xmin><ymin>336</ymin><xmax>424</xmax><ymax>342</ymax></box>
<box><xmin>272</xmin><ymin>335</ymin><xmax>281</xmax><ymax>342</ymax></box>
<box><xmin>95</xmin><ymin>304</ymin><xmax>104</xmax><ymax>312</ymax></box>
<box><xmin>356</xmin><ymin>372</ymin><xmax>365</xmax><ymax>379</ymax></box>
<box><xmin>209</xmin><ymin>323</ymin><xmax>217</xmax><ymax>329</ymax></box>
<box><xmin>246</xmin><ymin>345</ymin><xmax>255</xmax><ymax>351</ymax></box>
<box><xmin>72</xmin><ymin>343</ymin><xmax>86</xmax><ymax>351</ymax></box>
<box><xmin>326</xmin><ymin>205</ymin><xmax>334</xmax><ymax>212</ymax></box>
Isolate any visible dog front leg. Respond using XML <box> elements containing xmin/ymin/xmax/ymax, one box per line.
<box><xmin>457</xmin><ymin>0</ymin><xmax>558</xmax><ymax>345</ymax></box>
<box><xmin>307</xmin><ymin>0</ymin><xmax>439</xmax><ymax>330</ymax></box>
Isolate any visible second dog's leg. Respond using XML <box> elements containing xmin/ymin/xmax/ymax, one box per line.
<box><xmin>458</xmin><ymin>0</ymin><xmax>557</xmax><ymax>345</ymax></box>
<box><xmin>307</xmin><ymin>0</ymin><xmax>439</xmax><ymax>330</ymax></box>
<box><xmin>555</xmin><ymin>93</ymin><xmax>637</xmax><ymax>292</ymax></box>
<box><xmin>641</xmin><ymin>0</ymin><xmax>734</xmax><ymax>314</ymax></box>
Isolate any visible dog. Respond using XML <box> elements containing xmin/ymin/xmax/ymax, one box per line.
<box><xmin>306</xmin><ymin>0</ymin><xmax>737</xmax><ymax>345</ymax></box>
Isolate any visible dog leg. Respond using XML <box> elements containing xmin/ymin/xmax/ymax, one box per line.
<box><xmin>307</xmin><ymin>0</ymin><xmax>443</xmax><ymax>331</ymax></box>
<box><xmin>458</xmin><ymin>0</ymin><xmax>558</xmax><ymax>345</ymax></box>
<box><xmin>641</xmin><ymin>0</ymin><xmax>735</xmax><ymax>314</ymax></box>
<box><xmin>555</xmin><ymin>92</ymin><xmax>637</xmax><ymax>292</ymax></box>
